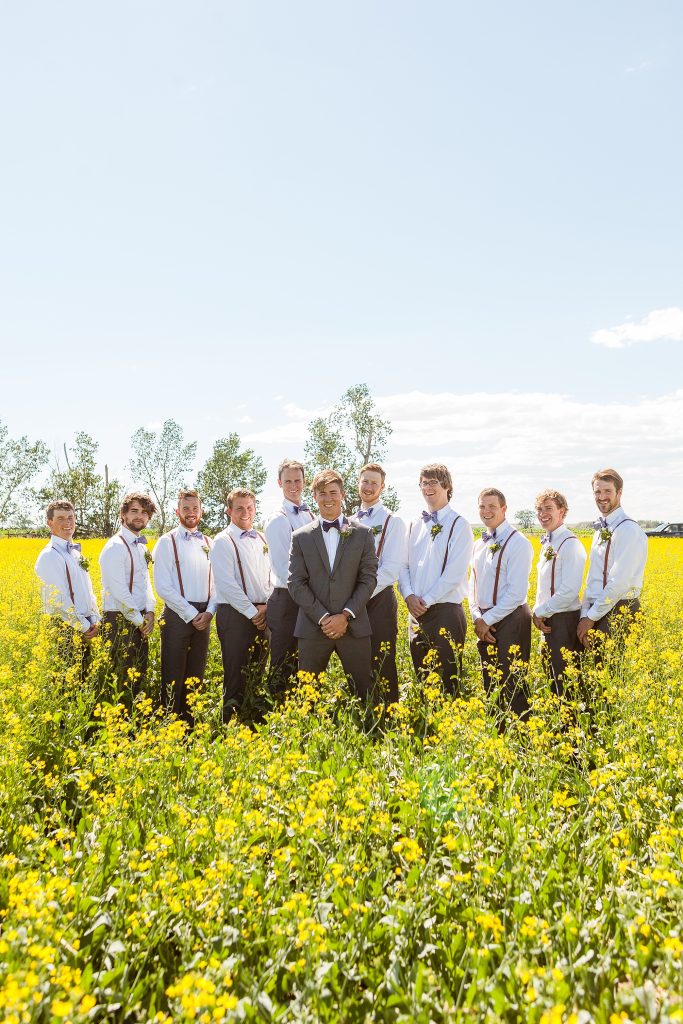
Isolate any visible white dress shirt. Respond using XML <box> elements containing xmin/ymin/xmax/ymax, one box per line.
<box><xmin>35</xmin><ymin>537</ymin><xmax>100</xmax><ymax>632</ymax></box>
<box><xmin>264</xmin><ymin>500</ymin><xmax>315</xmax><ymax>588</ymax></box>
<box><xmin>581</xmin><ymin>506</ymin><xmax>647</xmax><ymax>621</ymax></box>
<box><xmin>469</xmin><ymin>520</ymin><xmax>533</xmax><ymax>627</ymax></box>
<box><xmin>153</xmin><ymin>527</ymin><xmax>217</xmax><ymax>622</ymax></box>
<box><xmin>211</xmin><ymin>522</ymin><xmax>273</xmax><ymax>620</ymax></box>
<box><xmin>350</xmin><ymin>502</ymin><xmax>408</xmax><ymax>599</ymax></box>
<box><xmin>99</xmin><ymin>526</ymin><xmax>156</xmax><ymax>626</ymax></box>
<box><xmin>533</xmin><ymin>525</ymin><xmax>587</xmax><ymax>619</ymax></box>
<box><xmin>399</xmin><ymin>504</ymin><xmax>474</xmax><ymax>606</ymax></box>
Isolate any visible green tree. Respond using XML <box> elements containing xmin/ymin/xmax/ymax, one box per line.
<box><xmin>305</xmin><ymin>383</ymin><xmax>398</xmax><ymax>516</ymax></box>
<box><xmin>514</xmin><ymin>509</ymin><xmax>536</xmax><ymax>532</ymax></box>
<box><xmin>39</xmin><ymin>432</ymin><xmax>124</xmax><ymax>537</ymax></box>
<box><xmin>129</xmin><ymin>419</ymin><xmax>197</xmax><ymax>534</ymax></box>
<box><xmin>196</xmin><ymin>434</ymin><xmax>267</xmax><ymax>531</ymax></box>
<box><xmin>0</xmin><ymin>420</ymin><xmax>49</xmax><ymax>528</ymax></box>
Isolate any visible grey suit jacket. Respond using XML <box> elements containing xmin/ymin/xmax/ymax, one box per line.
<box><xmin>287</xmin><ymin>519</ymin><xmax>378</xmax><ymax>639</ymax></box>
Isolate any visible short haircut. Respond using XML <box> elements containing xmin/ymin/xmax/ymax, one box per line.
<box><xmin>311</xmin><ymin>469</ymin><xmax>344</xmax><ymax>494</ymax></box>
<box><xmin>419</xmin><ymin>463</ymin><xmax>453</xmax><ymax>501</ymax></box>
<box><xmin>535</xmin><ymin>488</ymin><xmax>568</xmax><ymax>514</ymax></box>
<box><xmin>278</xmin><ymin>458</ymin><xmax>305</xmax><ymax>481</ymax></box>
<box><xmin>120</xmin><ymin>491</ymin><xmax>157</xmax><ymax>518</ymax></box>
<box><xmin>592</xmin><ymin>468</ymin><xmax>624</xmax><ymax>492</ymax></box>
<box><xmin>46</xmin><ymin>499</ymin><xmax>75</xmax><ymax>522</ymax></box>
<box><xmin>359</xmin><ymin>462</ymin><xmax>386</xmax><ymax>481</ymax></box>
<box><xmin>478</xmin><ymin>487</ymin><xmax>506</xmax><ymax>507</ymax></box>
<box><xmin>227</xmin><ymin>488</ymin><xmax>255</xmax><ymax>509</ymax></box>
<box><xmin>177</xmin><ymin>488</ymin><xmax>201</xmax><ymax>503</ymax></box>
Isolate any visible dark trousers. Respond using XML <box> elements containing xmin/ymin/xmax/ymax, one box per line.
<box><xmin>410</xmin><ymin>602</ymin><xmax>467</xmax><ymax>696</ymax></box>
<box><xmin>160</xmin><ymin>602</ymin><xmax>210</xmax><ymax>725</ymax></box>
<box><xmin>46</xmin><ymin>617</ymin><xmax>92</xmax><ymax>683</ymax></box>
<box><xmin>298</xmin><ymin>634</ymin><xmax>373</xmax><ymax>701</ymax></box>
<box><xmin>367</xmin><ymin>586</ymin><xmax>399</xmax><ymax>704</ymax></box>
<box><xmin>266</xmin><ymin>588</ymin><xmax>299</xmax><ymax>696</ymax></box>
<box><xmin>103</xmin><ymin>611</ymin><xmax>149</xmax><ymax>696</ymax></box>
<box><xmin>541</xmin><ymin>609</ymin><xmax>581</xmax><ymax>695</ymax></box>
<box><xmin>477</xmin><ymin>604</ymin><xmax>532</xmax><ymax>718</ymax></box>
<box><xmin>215</xmin><ymin>604</ymin><xmax>269</xmax><ymax>722</ymax></box>
<box><xmin>589</xmin><ymin>598</ymin><xmax>641</xmax><ymax>668</ymax></box>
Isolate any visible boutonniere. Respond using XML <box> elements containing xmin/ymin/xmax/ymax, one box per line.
<box><xmin>262</xmin><ymin>543</ymin><xmax>269</xmax><ymax>555</ymax></box>
<box><xmin>144</xmin><ymin>549</ymin><xmax>154</xmax><ymax>567</ymax></box>
<box><xmin>543</xmin><ymin>546</ymin><xmax>556</xmax><ymax>561</ymax></box>
<box><xmin>371</xmin><ymin>524</ymin><xmax>383</xmax><ymax>537</ymax></box>
<box><xmin>488</xmin><ymin>542</ymin><xmax>501</xmax><ymax>555</ymax></box>
<box><xmin>78</xmin><ymin>555</ymin><xmax>90</xmax><ymax>572</ymax></box>
<box><xmin>201</xmin><ymin>544</ymin><xmax>210</xmax><ymax>558</ymax></box>
<box><xmin>340</xmin><ymin>524</ymin><xmax>353</xmax><ymax>542</ymax></box>
<box><xmin>430</xmin><ymin>523</ymin><xmax>443</xmax><ymax>542</ymax></box>
<box><xmin>598</xmin><ymin>527</ymin><xmax>612</xmax><ymax>545</ymax></box>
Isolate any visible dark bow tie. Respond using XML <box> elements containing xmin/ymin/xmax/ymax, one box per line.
<box><xmin>357</xmin><ymin>508</ymin><xmax>373</xmax><ymax>519</ymax></box>
<box><xmin>422</xmin><ymin>510</ymin><xmax>438</xmax><ymax>524</ymax></box>
<box><xmin>133</xmin><ymin>536</ymin><xmax>148</xmax><ymax>545</ymax></box>
<box><xmin>67</xmin><ymin>541</ymin><xmax>81</xmax><ymax>553</ymax></box>
<box><xmin>540</xmin><ymin>533</ymin><xmax>550</xmax><ymax>545</ymax></box>
<box><xmin>292</xmin><ymin>504</ymin><xmax>309</xmax><ymax>514</ymax></box>
<box><xmin>241</xmin><ymin>529</ymin><xmax>258</xmax><ymax>539</ymax></box>
<box><xmin>593</xmin><ymin>517</ymin><xmax>608</xmax><ymax>531</ymax></box>
<box><xmin>481</xmin><ymin>530</ymin><xmax>496</xmax><ymax>543</ymax></box>
<box><xmin>184</xmin><ymin>530</ymin><xmax>203</xmax><ymax>540</ymax></box>
<box><xmin>322</xmin><ymin>519</ymin><xmax>340</xmax><ymax>533</ymax></box>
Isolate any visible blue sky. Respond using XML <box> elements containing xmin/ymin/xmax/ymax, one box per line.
<box><xmin>1</xmin><ymin>2</ymin><xmax>682</xmax><ymax>521</ymax></box>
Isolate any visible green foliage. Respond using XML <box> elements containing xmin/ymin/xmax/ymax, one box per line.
<box><xmin>39</xmin><ymin>432</ymin><xmax>124</xmax><ymax>537</ymax></box>
<box><xmin>196</xmin><ymin>434</ymin><xmax>267</xmax><ymax>532</ymax></box>
<box><xmin>0</xmin><ymin>418</ymin><xmax>49</xmax><ymax>528</ymax></box>
<box><xmin>129</xmin><ymin>419</ymin><xmax>197</xmax><ymax>535</ymax></box>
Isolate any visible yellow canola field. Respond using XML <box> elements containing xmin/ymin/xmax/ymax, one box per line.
<box><xmin>1</xmin><ymin>537</ymin><xmax>683</xmax><ymax>1024</ymax></box>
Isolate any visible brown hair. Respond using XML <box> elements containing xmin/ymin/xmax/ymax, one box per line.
<box><xmin>419</xmin><ymin>463</ymin><xmax>453</xmax><ymax>501</ymax></box>
<box><xmin>46</xmin><ymin>499</ymin><xmax>75</xmax><ymax>522</ymax></box>
<box><xmin>120</xmin><ymin>491</ymin><xmax>157</xmax><ymax>518</ymax></box>
<box><xmin>592</xmin><ymin>468</ymin><xmax>624</xmax><ymax>492</ymax></box>
<box><xmin>177</xmin><ymin>488</ymin><xmax>201</xmax><ymax>503</ymax></box>
<box><xmin>227</xmin><ymin>488</ymin><xmax>256</xmax><ymax>509</ymax></box>
<box><xmin>478</xmin><ymin>487</ymin><xmax>507</xmax><ymax>507</ymax></box>
<box><xmin>359</xmin><ymin>462</ymin><xmax>386</xmax><ymax>481</ymax></box>
<box><xmin>278</xmin><ymin>458</ymin><xmax>305</xmax><ymax>481</ymax></box>
<box><xmin>535</xmin><ymin>488</ymin><xmax>568</xmax><ymax>514</ymax></box>
<box><xmin>311</xmin><ymin>469</ymin><xmax>344</xmax><ymax>494</ymax></box>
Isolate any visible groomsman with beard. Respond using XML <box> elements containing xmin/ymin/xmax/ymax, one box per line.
<box><xmin>350</xmin><ymin>463</ymin><xmax>407</xmax><ymax>705</ymax></box>
<box><xmin>532</xmin><ymin>489</ymin><xmax>586</xmax><ymax>693</ymax></box>
<box><xmin>469</xmin><ymin>487</ymin><xmax>533</xmax><ymax>719</ymax></box>
<box><xmin>211</xmin><ymin>488</ymin><xmax>272</xmax><ymax>722</ymax></box>
<box><xmin>399</xmin><ymin>463</ymin><xmax>473</xmax><ymax>695</ymax></box>
<box><xmin>153</xmin><ymin>489</ymin><xmax>216</xmax><ymax>726</ymax></box>
<box><xmin>35</xmin><ymin>499</ymin><xmax>100</xmax><ymax>678</ymax></box>
<box><xmin>288</xmin><ymin>469</ymin><xmax>377</xmax><ymax>700</ymax></box>
<box><xmin>265</xmin><ymin>459</ymin><xmax>315</xmax><ymax>697</ymax></box>
<box><xmin>577</xmin><ymin>468</ymin><xmax>647</xmax><ymax>652</ymax></box>
<box><xmin>99</xmin><ymin>492</ymin><xmax>157</xmax><ymax>697</ymax></box>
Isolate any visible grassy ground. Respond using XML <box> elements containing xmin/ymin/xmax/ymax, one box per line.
<box><xmin>1</xmin><ymin>538</ymin><xmax>683</xmax><ymax>1023</ymax></box>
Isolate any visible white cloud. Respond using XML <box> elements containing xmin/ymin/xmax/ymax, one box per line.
<box><xmin>591</xmin><ymin>307</ymin><xmax>683</xmax><ymax>349</ymax></box>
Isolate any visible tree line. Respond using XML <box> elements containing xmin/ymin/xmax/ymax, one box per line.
<box><xmin>0</xmin><ymin>385</ymin><xmax>396</xmax><ymax>535</ymax></box>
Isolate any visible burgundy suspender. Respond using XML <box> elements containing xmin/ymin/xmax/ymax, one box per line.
<box><xmin>549</xmin><ymin>535</ymin><xmax>580</xmax><ymax>596</ymax></box>
<box><xmin>118</xmin><ymin>535</ymin><xmax>135</xmax><ymax>593</ymax></box>
<box><xmin>602</xmin><ymin>519</ymin><xmax>635</xmax><ymax>588</ymax></box>
<box><xmin>170</xmin><ymin>533</ymin><xmax>212</xmax><ymax>603</ymax></box>
<box><xmin>228</xmin><ymin>532</ymin><xmax>267</xmax><ymax>596</ymax></box>
<box><xmin>376</xmin><ymin>514</ymin><xmax>392</xmax><ymax>561</ymax></box>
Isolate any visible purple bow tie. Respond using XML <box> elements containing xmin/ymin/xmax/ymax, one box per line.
<box><xmin>357</xmin><ymin>508</ymin><xmax>373</xmax><ymax>519</ymax></box>
<box><xmin>540</xmin><ymin>533</ymin><xmax>550</xmax><ymax>545</ymax></box>
<box><xmin>293</xmin><ymin>504</ymin><xmax>309</xmax><ymax>514</ymax></box>
<box><xmin>481</xmin><ymin>530</ymin><xmax>496</xmax><ymax>543</ymax></box>
<box><xmin>241</xmin><ymin>529</ymin><xmax>258</xmax><ymax>539</ymax></box>
<box><xmin>322</xmin><ymin>519</ymin><xmax>340</xmax><ymax>533</ymax></box>
<box><xmin>185</xmin><ymin>530</ymin><xmax>203</xmax><ymax>540</ymax></box>
<box><xmin>593</xmin><ymin>517</ymin><xmax>607</xmax><ymax>531</ymax></box>
<box><xmin>67</xmin><ymin>541</ymin><xmax>81</xmax><ymax>553</ymax></box>
<box><xmin>422</xmin><ymin>510</ymin><xmax>438</xmax><ymax>524</ymax></box>
<box><xmin>133</xmin><ymin>536</ymin><xmax>148</xmax><ymax>545</ymax></box>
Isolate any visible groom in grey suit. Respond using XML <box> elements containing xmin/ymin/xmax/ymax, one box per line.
<box><xmin>288</xmin><ymin>469</ymin><xmax>378</xmax><ymax>698</ymax></box>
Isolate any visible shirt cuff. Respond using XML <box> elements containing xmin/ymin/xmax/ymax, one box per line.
<box><xmin>318</xmin><ymin>612</ymin><xmax>331</xmax><ymax>625</ymax></box>
<box><xmin>343</xmin><ymin>607</ymin><xmax>355</xmax><ymax>619</ymax></box>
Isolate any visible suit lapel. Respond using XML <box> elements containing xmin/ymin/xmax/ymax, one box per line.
<box><xmin>312</xmin><ymin>521</ymin><xmax>330</xmax><ymax>571</ymax></box>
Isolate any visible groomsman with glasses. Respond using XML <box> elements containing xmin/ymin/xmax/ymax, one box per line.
<box><xmin>399</xmin><ymin>463</ymin><xmax>473</xmax><ymax>695</ymax></box>
<box><xmin>99</xmin><ymin>492</ymin><xmax>157</xmax><ymax>698</ymax></box>
<box><xmin>35</xmin><ymin>499</ymin><xmax>101</xmax><ymax>679</ymax></box>
<box><xmin>469</xmin><ymin>487</ymin><xmax>533</xmax><ymax>720</ymax></box>
<box><xmin>577</xmin><ymin>468</ymin><xmax>647</xmax><ymax>653</ymax></box>
<box><xmin>153</xmin><ymin>489</ymin><xmax>216</xmax><ymax>726</ymax></box>
<box><xmin>265</xmin><ymin>459</ymin><xmax>314</xmax><ymax>697</ymax></box>
<box><xmin>351</xmin><ymin>463</ymin><xmax>407</xmax><ymax>705</ymax></box>
<box><xmin>211</xmin><ymin>488</ymin><xmax>272</xmax><ymax>722</ymax></box>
